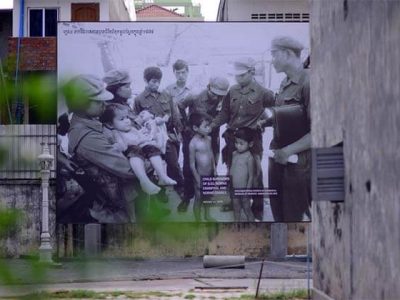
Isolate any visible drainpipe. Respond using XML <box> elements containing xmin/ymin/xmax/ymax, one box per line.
<box><xmin>14</xmin><ymin>0</ymin><xmax>25</xmax><ymax>124</ymax></box>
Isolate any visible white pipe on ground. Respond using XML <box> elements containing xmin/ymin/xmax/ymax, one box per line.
<box><xmin>203</xmin><ymin>255</ymin><xmax>245</xmax><ymax>269</ymax></box>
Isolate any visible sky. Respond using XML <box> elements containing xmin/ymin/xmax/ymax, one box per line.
<box><xmin>0</xmin><ymin>0</ymin><xmax>221</xmax><ymax>20</ymax></box>
<box><xmin>0</xmin><ymin>0</ymin><xmax>12</xmax><ymax>9</ymax></box>
<box><xmin>192</xmin><ymin>0</ymin><xmax>220</xmax><ymax>21</ymax></box>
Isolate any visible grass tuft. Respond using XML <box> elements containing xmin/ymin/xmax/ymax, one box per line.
<box><xmin>226</xmin><ymin>289</ymin><xmax>308</xmax><ymax>300</ymax></box>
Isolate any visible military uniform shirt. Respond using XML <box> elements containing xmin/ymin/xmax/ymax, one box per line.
<box><xmin>179</xmin><ymin>90</ymin><xmax>221</xmax><ymax>119</ymax></box>
<box><xmin>164</xmin><ymin>83</ymin><xmax>192</xmax><ymax>126</ymax></box>
<box><xmin>271</xmin><ymin>68</ymin><xmax>310</xmax><ymax>149</ymax></box>
<box><xmin>212</xmin><ymin>80</ymin><xmax>275</xmax><ymax>130</ymax></box>
<box><xmin>165</xmin><ymin>83</ymin><xmax>192</xmax><ymax>105</ymax></box>
<box><xmin>68</xmin><ymin>114</ymin><xmax>135</xmax><ymax>179</ymax></box>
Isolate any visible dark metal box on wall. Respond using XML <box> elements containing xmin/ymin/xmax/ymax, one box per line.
<box><xmin>312</xmin><ymin>146</ymin><xmax>344</xmax><ymax>202</ymax></box>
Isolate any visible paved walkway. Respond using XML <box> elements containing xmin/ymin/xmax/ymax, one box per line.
<box><xmin>0</xmin><ymin>278</ymin><xmax>311</xmax><ymax>299</ymax></box>
<box><xmin>0</xmin><ymin>258</ymin><xmax>311</xmax><ymax>298</ymax></box>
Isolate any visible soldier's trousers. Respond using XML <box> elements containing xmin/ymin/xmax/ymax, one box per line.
<box><xmin>268</xmin><ymin>152</ymin><xmax>311</xmax><ymax>222</ymax></box>
<box><xmin>182</xmin><ymin>129</ymin><xmax>195</xmax><ymax>202</ymax></box>
<box><xmin>164</xmin><ymin>139</ymin><xmax>184</xmax><ymax>194</ymax></box>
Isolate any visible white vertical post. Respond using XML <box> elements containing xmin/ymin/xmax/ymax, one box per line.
<box><xmin>270</xmin><ymin>223</ymin><xmax>288</xmax><ymax>259</ymax></box>
<box><xmin>38</xmin><ymin>142</ymin><xmax>54</xmax><ymax>263</ymax></box>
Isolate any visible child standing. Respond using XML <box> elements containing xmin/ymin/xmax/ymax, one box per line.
<box><xmin>189</xmin><ymin>112</ymin><xmax>215</xmax><ymax>222</ymax></box>
<box><xmin>101</xmin><ymin>104</ymin><xmax>176</xmax><ymax>195</ymax></box>
<box><xmin>230</xmin><ymin>127</ymin><xmax>256</xmax><ymax>222</ymax></box>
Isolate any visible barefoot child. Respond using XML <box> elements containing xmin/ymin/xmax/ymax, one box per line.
<box><xmin>230</xmin><ymin>127</ymin><xmax>256</xmax><ymax>222</ymax></box>
<box><xmin>189</xmin><ymin>112</ymin><xmax>215</xmax><ymax>222</ymax></box>
<box><xmin>101</xmin><ymin>104</ymin><xmax>176</xmax><ymax>195</ymax></box>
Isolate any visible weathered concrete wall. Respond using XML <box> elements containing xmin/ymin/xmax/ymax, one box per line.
<box><xmin>0</xmin><ymin>181</ymin><xmax>308</xmax><ymax>258</ymax></box>
<box><xmin>100</xmin><ymin>223</ymin><xmax>271</xmax><ymax>258</ymax></box>
<box><xmin>287</xmin><ymin>223</ymin><xmax>309</xmax><ymax>255</ymax></box>
<box><xmin>0</xmin><ymin>180</ymin><xmax>56</xmax><ymax>257</ymax></box>
<box><xmin>311</xmin><ymin>1</ymin><xmax>400</xmax><ymax>299</ymax></box>
<box><xmin>57</xmin><ymin>223</ymin><xmax>308</xmax><ymax>259</ymax></box>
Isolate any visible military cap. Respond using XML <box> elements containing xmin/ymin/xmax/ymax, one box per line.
<box><xmin>271</xmin><ymin>36</ymin><xmax>304</xmax><ymax>54</ymax></box>
<box><xmin>103</xmin><ymin>69</ymin><xmax>131</xmax><ymax>87</ymax></box>
<box><xmin>232</xmin><ymin>57</ymin><xmax>256</xmax><ymax>75</ymax></box>
<box><xmin>209</xmin><ymin>76</ymin><xmax>230</xmax><ymax>96</ymax></box>
<box><xmin>71</xmin><ymin>74</ymin><xmax>113</xmax><ymax>101</ymax></box>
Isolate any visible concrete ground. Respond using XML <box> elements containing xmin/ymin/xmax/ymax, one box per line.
<box><xmin>0</xmin><ymin>257</ymin><xmax>312</xmax><ymax>298</ymax></box>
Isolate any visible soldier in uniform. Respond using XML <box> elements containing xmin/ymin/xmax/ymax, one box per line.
<box><xmin>66</xmin><ymin>74</ymin><xmax>138</xmax><ymax>223</ymax></box>
<box><xmin>103</xmin><ymin>69</ymin><xmax>138</xmax><ymax>124</ymax></box>
<box><xmin>164</xmin><ymin>60</ymin><xmax>193</xmax><ymax>209</ymax></box>
<box><xmin>164</xmin><ymin>59</ymin><xmax>192</xmax><ymax>125</ymax></box>
<box><xmin>176</xmin><ymin>76</ymin><xmax>230</xmax><ymax>212</ymax></box>
<box><xmin>268</xmin><ymin>36</ymin><xmax>311</xmax><ymax>222</ymax></box>
<box><xmin>103</xmin><ymin>69</ymin><xmax>170</xmax><ymax>217</ymax></box>
<box><xmin>103</xmin><ymin>69</ymin><xmax>132</xmax><ymax>107</ymax></box>
<box><xmin>134</xmin><ymin>67</ymin><xmax>184</xmax><ymax>199</ymax></box>
<box><xmin>211</xmin><ymin>58</ymin><xmax>275</xmax><ymax>220</ymax></box>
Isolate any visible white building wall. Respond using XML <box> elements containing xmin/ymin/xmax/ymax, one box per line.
<box><xmin>12</xmin><ymin>0</ymin><xmax>113</xmax><ymax>37</ymax></box>
<box><xmin>109</xmin><ymin>0</ymin><xmax>136</xmax><ymax>21</ymax></box>
<box><xmin>122</xmin><ymin>0</ymin><xmax>136</xmax><ymax>21</ymax></box>
<box><xmin>222</xmin><ymin>0</ymin><xmax>309</xmax><ymax>21</ymax></box>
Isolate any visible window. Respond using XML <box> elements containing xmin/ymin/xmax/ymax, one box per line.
<box><xmin>251</xmin><ymin>12</ymin><xmax>310</xmax><ymax>22</ymax></box>
<box><xmin>29</xmin><ymin>8</ymin><xmax>58</xmax><ymax>37</ymax></box>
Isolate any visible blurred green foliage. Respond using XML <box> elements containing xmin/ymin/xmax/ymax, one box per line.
<box><xmin>0</xmin><ymin>206</ymin><xmax>21</xmax><ymax>237</ymax></box>
<box><xmin>0</xmin><ymin>55</ymin><xmax>59</xmax><ymax>124</ymax></box>
<box><xmin>19</xmin><ymin>290</ymin><xmax>183</xmax><ymax>299</ymax></box>
<box><xmin>0</xmin><ymin>53</ymin><xmax>217</xmax><ymax>299</ymax></box>
<box><xmin>0</xmin><ymin>206</ymin><xmax>46</xmax><ymax>286</ymax></box>
<box><xmin>59</xmin><ymin>78</ymin><xmax>91</xmax><ymax>113</ymax></box>
<box><xmin>232</xmin><ymin>289</ymin><xmax>308</xmax><ymax>299</ymax></box>
<box><xmin>22</xmin><ymin>74</ymin><xmax>57</xmax><ymax>123</ymax></box>
<box><xmin>0</xmin><ymin>145</ymin><xmax>48</xmax><ymax>289</ymax></box>
<box><xmin>14</xmin><ymin>289</ymin><xmax>308</xmax><ymax>299</ymax></box>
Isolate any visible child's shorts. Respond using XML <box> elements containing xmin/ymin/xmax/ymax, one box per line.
<box><xmin>125</xmin><ymin>145</ymin><xmax>161</xmax><ymax>160</ymax></box>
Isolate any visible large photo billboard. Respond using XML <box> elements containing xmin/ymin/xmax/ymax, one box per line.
<box><xmin>57</xmin><ymin>22</ymin><xmax>310</xmax><ymax>223</ymax></box>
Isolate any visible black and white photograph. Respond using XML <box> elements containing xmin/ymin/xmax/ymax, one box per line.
<box><xmin>56</xmin><ymin>22</ymin><xmax>310</xmax><ymax>224</ymax></box>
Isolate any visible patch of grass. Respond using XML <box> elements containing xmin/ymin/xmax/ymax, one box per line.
<box><xmin>17</xmin><ymin>289</ymin><xmax>105</xmax><ymax>299</ymax></box>
<box><xmin>226</xmin><ymin>289</ymin><xmax>308</xmax><ymax>300</ymax></box>
<box><xmin>54</xmin><ymin>290</ymin><xmax>104</xmax><ymax>298</ymax></box>
<box><xmin>16</xmin><ymin>290</ymin><xmax>183</xmax><ymax>299</ymax></box>
<box><xmin>123</xmin><ymin>291</ymin><xmax>181</xmax><ymax>298</ymax></box>
<box><xmin>184</xmin><ymin>294</ymin><xmax>196</xmax><ymax>299</ymax></box>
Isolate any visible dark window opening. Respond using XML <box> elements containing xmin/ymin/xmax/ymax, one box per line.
<box><xmin>29</xmin><ymin>8</ymin><xmax>58</xmax><ymax>37</ymax></box>
<box><xmin>29</xmin><ymin>9</ymin><xmax>43</xmax><ymax>36</ymax></box>
<box><xmin>45</xmin><ymin>9</ymin><xmax>57</xmax><ymax>36</ymax></box>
